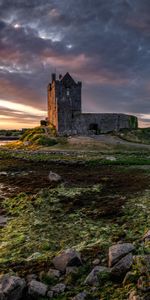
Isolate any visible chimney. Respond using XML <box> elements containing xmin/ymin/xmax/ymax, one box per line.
<box><xmin>52</xmin><ymin>73</ymin><xmax>56</xmax><ymax>82</ymax></box>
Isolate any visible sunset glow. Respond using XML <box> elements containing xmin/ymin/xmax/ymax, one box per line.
<box><xmin>0</xmin><ymin>100</ymin><xmax>46</xmax><ymax>117</ymax></box>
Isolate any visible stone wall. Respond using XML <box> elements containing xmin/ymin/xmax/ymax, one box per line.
<box><xmin>68</xmin><ymin>113</ymin><xmax>138</xmax><ymax>135</ymax></box>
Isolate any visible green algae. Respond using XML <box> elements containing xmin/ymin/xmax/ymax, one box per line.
<box><xmin>1</xmin><ymin>186</ymin><xmax>149</xmax><ymax>266</ymax></box>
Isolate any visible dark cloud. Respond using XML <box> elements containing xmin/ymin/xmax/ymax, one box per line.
<box><xmin>0</xmin><ymin>0</ymin><xmax>150</xmax><ymax>128</ymax></box>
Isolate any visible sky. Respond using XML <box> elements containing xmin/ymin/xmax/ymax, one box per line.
<box><xmin>0</xmin><ymin>0</ymin><xmax>150</xmax><ymax>129</ymax></box>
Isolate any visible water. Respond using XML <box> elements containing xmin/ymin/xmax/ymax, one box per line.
<box><xmin>0</xmin><ymin>140</ymin><xmax>14</xmax><ymax>145</ymax></box>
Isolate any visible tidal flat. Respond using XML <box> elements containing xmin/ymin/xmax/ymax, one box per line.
<box><xmin>0</xmin><ymin>149</ymin><xmax>150</xmax><ymax>299</ymax></box>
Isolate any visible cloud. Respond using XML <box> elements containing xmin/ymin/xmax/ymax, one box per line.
<box><xmin>0</xmin><ymin>0</ymin><xmax>150</xmax><ymax>127</ymax></box>
<box><xmin>0</xmin><ymin>99</ymin><xmax>46</xmax><ymax>116</ymax></box>
<box><xmin>0</xmin><ymin>99</ymin><xmax>46</xmax><ymax>129</ymax></box>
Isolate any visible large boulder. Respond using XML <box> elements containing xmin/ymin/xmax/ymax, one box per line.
<box><xmin>0</xmin><ymin>274</ymin><xmax>26</xmax><ymax>300</ymax></box>
<box><xmin>109</xmin><ymin>243</ymin><xmax>135</xmax><ymax>267</ymax></box>
<box><xmin>28</xmin><ymin>279</ymin><xmax>48</xmax><ymax>298</ymax></box>
<box><xmin>111</xmin><ymin>253</ymin><xmax>133</xmax><ymax>277</ymax></box>
<box><xmin>52</xmin><ymin>249</ymin><xmax>82</xmax><ymax>272</ymax></box>
<box><xmin>84</xmin><ymin>266</ymin><xmax>110</xmax><ymax>286</ymax></box>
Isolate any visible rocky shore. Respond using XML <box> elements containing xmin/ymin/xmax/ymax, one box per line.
<box><xmin>0</xmin><ymin>150</ymin><xmax>149</xmax><ymax>299</ymax></box>
<box><xmin>1</xmin><ymin>232</ymin><xmax>150</xmax><ymax>300</ymax></box>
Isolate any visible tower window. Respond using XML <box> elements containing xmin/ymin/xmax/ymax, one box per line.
<box><xmin>66</xmin><ymin>88</ymin><xmax>70</xmax><ymax>96</ymax></box>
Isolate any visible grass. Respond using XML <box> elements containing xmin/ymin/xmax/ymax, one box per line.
<box><xmin>0</xmin><ymin>148</ymin><xmax>150</xmax><ymax>166</ymax></box>
<box><xmin>1</xmin><ymin>126</ymin><xmax>150</xmax><ymax>152</ymax></box>
<box><xmin>116</xmin><ymin>128</ymin><xmax>150</xmax><ymax>145</ymax></box>
<box><xmin>1</xmin><ymin>187</ymin><xmax>149</xmax><ymax>263</ymax></box>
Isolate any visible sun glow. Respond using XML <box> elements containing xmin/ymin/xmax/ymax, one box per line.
<box><xmin>0</xmin><ymin>99</ymin><xmax>46</xmax><ymax>116</ymax></box>
<box><xmin>0</xmin><ymin>100</ymin><xmax>47</xmax><ymax>129</ymax></box>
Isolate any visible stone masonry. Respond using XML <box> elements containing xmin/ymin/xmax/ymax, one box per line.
<box><xmin>47</xmin><ymin>72</ymin><xmax>138</xmax><ymax>135</ymax></box>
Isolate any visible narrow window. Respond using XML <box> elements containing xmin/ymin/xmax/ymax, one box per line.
<box><xmin>66</xmin><ymin>88</ymin><xmax>70</xmax><ymax>96</ymax></box>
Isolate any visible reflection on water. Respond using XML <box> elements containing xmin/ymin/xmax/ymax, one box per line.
<box><xmin>0</xmin><ymin>140</ymin><xmax>14</xmax><ymax>145</ymax></box>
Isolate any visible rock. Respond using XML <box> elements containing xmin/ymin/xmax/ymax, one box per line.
<box><xmin>109</xmin><ymin>243</ymin><xmax>135</xmax><ymax>267</ymax></box>
<box><xmin>52</xmin><ymin>249</ymin><xmax>82</xmax><ymax>272</ymax></box>
<box><xmin>51</xmin><ymin>283</ymin><xmax>66</xmax><ymax>295</ymax></box>
<box><xmin>66</xmin><ymin>266</ymin><xmax>79</xmax><ymax>275</ymax></box>
<box><xmin>26</xmin><ymin>252</ymin><xmax>41</xmax><ymax>261</ymax></box>
<box><xmin>137</xmin><ymin>276</ymin><xmax>150</xmax><ymax>292</ymax></box>
<box><xmin>92</xmin><ymin>258</ymin><xmax>100</xmax><ymax>266</ymax></box>
<box><xmin>0</xmin><ymin>274</ymin><xmax>26</xmax><ymax>300</ymax></box>
<box><xmin>72</xmin><ymin>291</ymin><xmax>87</xmax><ymax>300</ymax></box>
<box><xmin>28</xmin><ymin>279</ymin><xmax>48</xmax><ymax>297</ymax></box>
<box><xmin>26</xmin><ymin>274</ymin><xmax>37</xmax><ymax>282</ymax></box>
<box><xmin>0</xmin><ymin>216</ymin><xmax>8</xmax><ymax>227</ymax></box>
<box><xmin>143</xmin><ymin>230</ymin><xmax>150</xmax><ymax>242</ymax></box>
<box><xmin>39</xmin><ymin>271</ymin><xmax>45</xmax><ymax>281</ymax></box>
<box><xmin>84</xmin><ymin>266</ymin><xmax>110</xmax><ymax>286</ymax></box>
<box><xmin>48</xmin><ymin>171</ymin><xmax>61</xmax><ymax>182</ymax></box>
<box><xmin>105</xmin><ymin>156</ymin><xmax>116</xmax><ymax>161</ymax></box>
<box><xmin>128</xmin><ymin>290</ymin><xmax>141</xmax><ymax>300</ymax></box>
<box><xmin>47</xmin><ymin>290</ymin><xmax>54</xmax><ymax>298</ymax></box>
<box><xmin>47</xmin><ymin>268</ymin><xmax>61</xmax><ymax>278</ymax></box>
<box><xmin>111</xmin><ymin>253</ymin><xmax>133</xmax><ymax>277</ymax></box>
<box><xmin>0</xmin><ymin>172</ymin><xmax>7</xmax><ymax>176</ymax></box>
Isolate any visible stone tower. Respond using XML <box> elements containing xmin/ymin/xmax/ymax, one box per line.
<box><xmin>47</xmin><ymin>72</ymin><xmax>82</xmax><ymax>134</ymax></box>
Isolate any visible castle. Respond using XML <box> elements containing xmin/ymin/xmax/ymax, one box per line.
<box><xmin>46</xmin><ymin>72</ymin><xmax>138</xmax><ymax>135</ymax></box>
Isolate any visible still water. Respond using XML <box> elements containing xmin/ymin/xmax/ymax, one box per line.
<box><xmin>0</xmin><ymin>140</ymin><xmax>14</xmax><ymax>146</ymax></box>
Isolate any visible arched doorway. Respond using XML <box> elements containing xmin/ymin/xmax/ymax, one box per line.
<box><xmin>89</xmin><ymin>123</ymin><xmax>98</xmax><ymax>134</ymax></box>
